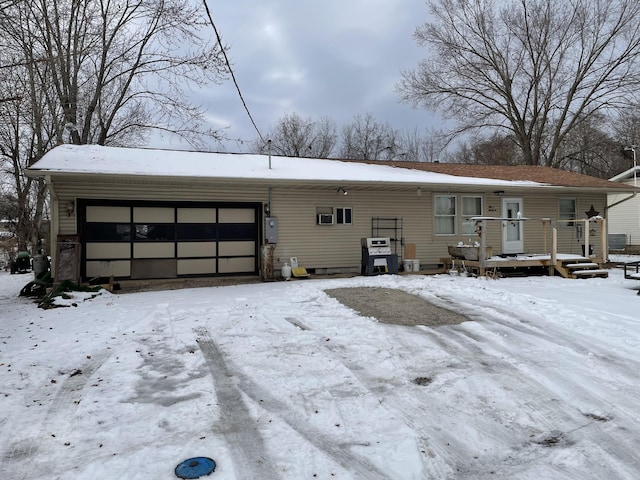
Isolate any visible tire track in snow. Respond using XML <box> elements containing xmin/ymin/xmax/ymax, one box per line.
<box><xmin>408</xmin><ymin>307</ymin><xmax>640</xmax><ymax>478</ymax></box>
<box><xmin>194</xmin><ymin>327</ymin><xmax>280</xmax><ymax>480</ymax></box>
<box><xmin>289</xmin><ymin>293</ymin><xmax>640</xmax><ymax>480</ymax></box>
<box><xmin>194</xmin><ymin>326</ymin><xmax>393</xmax><ymax>480</ymax></box>
<box><xmin>2</xmin><ymin>350</ymin><xmax>111</xmax><ymax>480</ymax></box>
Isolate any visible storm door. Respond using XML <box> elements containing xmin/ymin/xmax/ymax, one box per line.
<box><xmin>501</xmin><ymin>198</ymin><xmax>524</xmax><ymax>254</ymax></box>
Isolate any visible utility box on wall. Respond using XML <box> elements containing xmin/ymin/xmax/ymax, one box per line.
<box><xmin>265</xmin><ymin>217</ymin><xmax>278</xmax><ymax>244</ymax></box>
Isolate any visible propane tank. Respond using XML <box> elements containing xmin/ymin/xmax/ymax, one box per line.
<box><xmin>281</xmin><ymin>262</ymin><xmax>292</xmax><ymax>280</ymax></box>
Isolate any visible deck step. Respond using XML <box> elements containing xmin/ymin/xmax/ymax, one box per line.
<box><xmin>572</xmin><ymin>269</ymin><xmax>609</xmax><ymax>278</ymax></box>
<box><xmin>565</xmin><ymin>262</ymin><xmax>599</xmax><ymax>268</ymax></box>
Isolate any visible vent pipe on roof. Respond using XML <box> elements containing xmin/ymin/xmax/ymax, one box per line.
<box><xmin>267</xmin><ymin>139</ymin><xmax>272</xmax><ymax>169</ymax></box>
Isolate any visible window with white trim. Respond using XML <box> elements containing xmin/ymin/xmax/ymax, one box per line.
<box><xmin>461</xmin><ymin>196</ymin><xmax>483</xmax><ymax>235</ymax></box>
<box><xmin>336</xmin><ymin>207</ymin><xmax>352</xmax><ymax>225</ymax></box>
<box><xmin>559</xmin><ymin>198</ymin><xmax>576</xmax><ymax>227</ymax></box>
<box><xmin>435</xmin><ymin>195</ymin><xmax>456</xmax><ymax>235</ymax></box>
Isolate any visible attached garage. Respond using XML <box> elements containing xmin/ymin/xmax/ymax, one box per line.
<box><xmin>80</xmin><ymin>200</ymin><xmax>260</xmax><ymax>280</ymax></box>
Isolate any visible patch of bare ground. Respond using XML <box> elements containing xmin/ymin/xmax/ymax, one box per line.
<box><xmin>324</xmin><ymin>287</ymin><xmax>470</xmax><ymax>327</ymax></box>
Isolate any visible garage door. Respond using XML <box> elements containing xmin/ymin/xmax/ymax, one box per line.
<box><xmin>81</xmin><ymin>202</ymin><xmax>260</xmax><ymax>280</ymax></box>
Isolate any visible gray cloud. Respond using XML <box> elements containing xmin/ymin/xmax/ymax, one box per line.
<box><xmin>161</xmin><ymin>1</ymin><xmax>441</xmax><ymax>152</ymax></box>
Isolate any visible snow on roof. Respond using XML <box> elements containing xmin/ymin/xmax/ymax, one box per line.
<box><xmin>609</xmin><ymin>165</ymin><xmax>640</xmax><ymax>183</ymax></box>
<box><xmin>28</xmin><ymin>144</ymin><xmax>542</xmax><ymax>188</ymax></box>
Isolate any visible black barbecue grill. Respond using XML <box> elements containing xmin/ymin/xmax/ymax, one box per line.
<box><xmin>361</xmin><ymin>237</ymin><xmax>398</xmax><ymax>275</ymax></box>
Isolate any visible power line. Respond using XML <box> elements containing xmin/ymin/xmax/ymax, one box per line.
<box><xmin>201</xmin><ymin>0</ymin><xmax>265</xmax><ymax>144</ymax></box>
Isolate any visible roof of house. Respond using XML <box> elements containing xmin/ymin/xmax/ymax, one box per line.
<box><xmin>375</xmin><ymin>161</ymin><xmax>636</xmax><ymax>190</ymax></box>
<box><xmin>609</xmin><ymin>165</ymin><xmax>640</xmax><ymax>184</ymax></box>
<box><xmin>27</xmin><ymin>144</ymin><xmax>637</xmax><ymax>193</ymax></box>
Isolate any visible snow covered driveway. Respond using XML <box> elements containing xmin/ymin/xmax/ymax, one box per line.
<box><xmin>1</xmin><ymin>270</ymin><xmax>640</xmax><ymax>479</ymax></box>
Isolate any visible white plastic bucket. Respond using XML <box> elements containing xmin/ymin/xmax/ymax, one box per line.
<box><xmin>412</xmin><ymin>259</ymin><xmax>420</xmax><ymax>272</ymax></box>
<box><xmin>403</xmin><ymin>260</ymin><xmax>413</xmax><ymax>272</ymax></box>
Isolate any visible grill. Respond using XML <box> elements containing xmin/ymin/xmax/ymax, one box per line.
<box><xmin>361</xmin><ymin>237</ymin><xmax>398</xmax><ymax>275</ymax></box>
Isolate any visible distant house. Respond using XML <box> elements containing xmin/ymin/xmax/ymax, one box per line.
<box><xmin>608</xmin><ymin>166</ymin><xmax>640</xmax><ymax>249</ymax></box>
<box><xmin>26</xmin><ymin>144</ymin><xmax>638</xmax><ymax>282</ymax></box>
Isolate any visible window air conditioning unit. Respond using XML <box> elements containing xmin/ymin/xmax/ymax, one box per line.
<box><xmin>317</xmin><ymin>213</ymin><xmax>334</xmax><ymax>225</ymax></box>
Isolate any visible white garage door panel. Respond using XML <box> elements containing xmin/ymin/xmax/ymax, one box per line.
<box><xmin>218</xmin><ymin>257</ymin><xmax>254</xmax><ymax>273</ymax></box>
<box><xmin>219</xmin><ymin>208</ymin><xmax>254</xmax><ymax>223</ymax></box>
<box><xmin>86</xmin><ymin>260</ymin><xmax>131</xmax><ymax>277</ymax></box>
<box><xmin>86</xmin><ymin>243</ymin><xmax>130</xmax><ymax>259</ymax></box>
<box><xmin>133</xmin><ymin>207</ymin><xmax>174</xmax><ymax>223</ymax></box>
<box><xmin>178</xmin><ymin>259</ymin><xmax>217</xmax><ymax>275</ymax></box>
<box><xmin>86</xmin><ymin>206</ymin><xmax>130</xmax><ymax>223</ymax></box>
<box><xmin>177</xmin><ymin>242</ymin><xmax>216</xmax><ymax>257</ymax></box>
<box><xmin>133</xmin><ymin>242</ymin><xmax>174</xmax><ymax>258</ymax></box>
<box><xmin>177</xmin><ymin>208</ymin><xmax>216</xmax><ymax>223</ymax></box>
<box><xmin>218</xmin><ymin>241</ymin><xmax>255</xmax><ymax>256</ymax></box>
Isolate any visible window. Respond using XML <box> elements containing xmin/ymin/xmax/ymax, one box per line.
<box><xmin>435</xmin><ymin>195</ymin><xmax>456</xmax><ymax>235</ymax></box>
<box><xmin>135</xmin><ymin>224</ymin><xmax>175</xmax><ymax>240</ymax></box>
<box><xmin>85</xmin><ymin>223</ymin><xmax>131</xmax><ymax>241</ymax></box>
<box><xmin>336</xmin><ymin>207</ymin><xmax>352</xmax><ymax>225</ymax></box>
<box><xmin>461</xmin><ymin>196</ymin><xmax>483</xmax><ymax>235</ymax></box>
<box><xmin>559</xmin><ymin>198</ymin><xmax>576</xmax><ymax>227</ymax></box>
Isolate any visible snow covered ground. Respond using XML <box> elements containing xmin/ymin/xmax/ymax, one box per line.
<box><xmin>1</xmin><ymin>266</ymin><xmax>640</xmax><ymax>480</ymax></box>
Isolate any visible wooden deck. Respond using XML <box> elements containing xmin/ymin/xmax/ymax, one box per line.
<box><xmin>623</xmin><ymin>261</ymin><xmax>640</xmax><ymax>280</ymax></box>
<box><xmin>442</xmin><ymin>253</ymin><xmax>609</xmax><ymax>279</ymax></box>
<box><xmin>445</xmin><ymin>216</ymin><xmax>611</xmax><ymax>279</ymax></box>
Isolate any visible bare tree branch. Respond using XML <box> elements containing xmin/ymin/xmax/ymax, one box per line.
<box><xmin>398</xmin><ymin>0</ymin><xmax>640</xmax><ymax>166</ymax></box>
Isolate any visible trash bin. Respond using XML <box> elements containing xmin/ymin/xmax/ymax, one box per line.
<box><xmin>32</xmin><ymin>254</ymin><xmax>50</xmax><ymax>278</ymax></box>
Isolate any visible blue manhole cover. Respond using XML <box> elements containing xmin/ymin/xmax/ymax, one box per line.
<box><xmin>175</xmin><ymin>457</ymin><xmax>216</xmax><ymax>479</ymax></box>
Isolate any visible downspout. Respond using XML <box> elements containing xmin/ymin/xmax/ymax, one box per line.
<box><xmin>606</xmin><ymin>191</ymin><xmax>637</xmax><ymax>211</ymax></box>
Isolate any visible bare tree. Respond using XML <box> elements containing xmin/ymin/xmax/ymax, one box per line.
<box><xmin>0</xmin><ymin>0</ymin><xmax>228</xmax><ymax>252</ymax></box>
<box><xmin>398</xmin><ymin>0</ymin><xmax>640</xmax><ymax>167</ymax></box>
<box><xmin>255</xmin><ymin>112</ymin><xmax>337</xmax><ymax>158</ymax></box>
<box><xmin>340</xmin><ymin>113</ymin><xmax>401</xmax><ymax>160</ymax></box>
<box><xmin>399</xmin><ymin>127</ymin><xmax>448</xmax><ymax>162</ymax></box>
<box><xmin>554</xmin><ymin>113</ymin><xmax>620</xmax><ymax>178</ymax></box>
<box><xmin>452</xmin><ymin>134</ymin><xmax>522</xmax><ymax>166</ymax></box>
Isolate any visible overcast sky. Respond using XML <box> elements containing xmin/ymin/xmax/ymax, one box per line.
<box><xmin>156</xmin><ymin>0</ymin><xmax>440</xmax><ymax>152</ymax></box>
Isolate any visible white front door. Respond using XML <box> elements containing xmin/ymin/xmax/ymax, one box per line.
<box><xmin>502</xmin><ymin>198</ymin><xmax>524</xmax><ymax>254</ymax></box>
